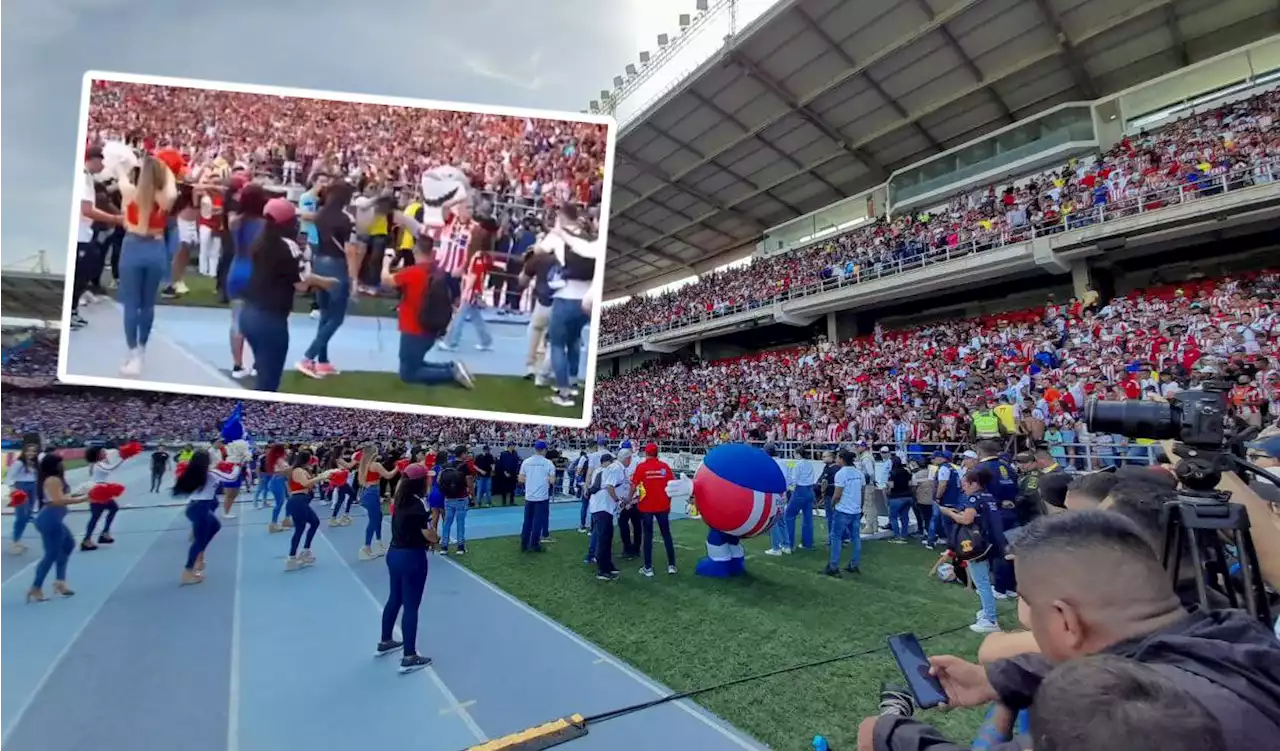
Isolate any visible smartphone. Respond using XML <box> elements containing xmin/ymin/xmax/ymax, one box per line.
<box><xmin>887</xmin><ymin>633</ymin><xmax>948</xmax><ymax>709</ymax></box>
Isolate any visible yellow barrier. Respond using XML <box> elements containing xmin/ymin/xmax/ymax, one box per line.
<box><xmin>466</xmin><ymin>715</ymin><xmax>588</xmax><ymax>751</ymax></box>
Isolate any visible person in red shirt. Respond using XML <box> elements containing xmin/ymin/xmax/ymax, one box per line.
<box><xmin>380</xmin><ymin>238</ymin><xmax>475</xmax><ymax>390</ymax></box>
<box><xmin>630</xmin><ymin>443</ymin><xmax>678</xmax><ymax>576</ymax></box>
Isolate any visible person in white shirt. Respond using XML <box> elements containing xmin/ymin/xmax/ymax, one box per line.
<box><xmin>825</xmin><ymin>451</ymin><xmax>865</xmax><ymax>577</ymax></box>
<box><xmin>518</xmin><ymin>441</ymin><xmax>557</xmax><ymax>553</ymax></box>
<box><xmin>615</xmin><ymin>447</ymin><xmax>642</xmax><ymax>558</ymax></box>
<box><xmin>586</xmin><ymin>453</ymin><xmax>624</xmax><ymax>580</ymax></box>
<box><xmin>579</xmin><ymin>438</ymin><xmax>608</xmax><ymax>533</ymax></box>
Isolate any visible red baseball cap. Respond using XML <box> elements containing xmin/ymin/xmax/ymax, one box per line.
<box><xmin>644</xmin><ymin>443</ymin><xmax>659</xmax><ymax>456</ymax></box>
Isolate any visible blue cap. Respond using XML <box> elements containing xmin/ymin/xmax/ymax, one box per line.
<box><xmin>620</xmin><ymin>440</ymin><xmax>633</xmax><ymax>449</ymax></box>
<box><xmin>1247</xmin><ymin>435</ymin><xmax>1280</xmax><ymax>459</ymax></box>
<box><xmin>534</xmin><ymin>440</ymin><xmax>548</xmax><ymax>451</ymax></box>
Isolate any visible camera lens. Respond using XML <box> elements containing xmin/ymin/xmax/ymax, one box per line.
<box><xmin>1085</xmin><ymin>398</ymin><xmax>1180</xmax><ymax>440</ymax></box>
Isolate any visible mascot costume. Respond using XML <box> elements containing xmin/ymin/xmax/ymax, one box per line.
<box><xmin>217</xmin><ymin>403</ymin><xmax>252</xmax><ymax>518</ymax></box>
<box><xmin>418</xmin><ymin>165</ymin><xmax>471</xmax><ymax>241</ymax></box>
<box><xmin>679</xmin><ymin>443</ymin><xmax>787</xmax><ymax>578</ymax></box>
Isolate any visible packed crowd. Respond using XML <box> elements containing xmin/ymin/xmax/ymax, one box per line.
<box><xmin>87</xmin><ymin>81</ymin><xmax>609</xmax><ymax>209</ymax></box>
<box><xmin>1</xmin><ymin>333</ymin><xmax>59</xmax><ymax>379</ymax></box>
<box><xmin>600</xmin><ymin>87</ymin><xmax>1280</xmax><ymax>343</ymax></box>
<box><xmin>5</xmin><ymin>270</ymin><xmax>1277</xmax><ymax>453</ymax></box>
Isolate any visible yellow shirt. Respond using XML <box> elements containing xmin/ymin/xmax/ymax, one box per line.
<box><xmin>398</xmin><ymin>203</ymin><xmax>422</xmax><ymax>250</ymax></box>
<box><xmin>994</xmin><ymin>404</ymin><xmax>1016</xmax><ymax>433</ymax></box>
<box><xmin>369</xmin><ymin>213</ymin><xmax>389</xmax><ymax>237</ymax></box>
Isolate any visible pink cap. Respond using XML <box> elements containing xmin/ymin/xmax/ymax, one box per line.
<box><xmin>403</xmin><ymin>464</ymin><xmax>428</xmax><ymax>480</ymax></box>
<box><xmin>264</xmin><ymin>198</ymin><xmax>296</xmax><ymax>226</ymax></box>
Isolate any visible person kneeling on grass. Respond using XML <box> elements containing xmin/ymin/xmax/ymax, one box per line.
<box><xmin>380</xmin><ymin>238</ymin><xmax>475</xmax><ymax>390</ymax></box>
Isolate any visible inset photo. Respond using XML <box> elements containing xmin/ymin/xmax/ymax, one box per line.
<box><xmin>58</xmin><ymin>72</ymin><xmax>614</xmax><ymax>428</ymax></box>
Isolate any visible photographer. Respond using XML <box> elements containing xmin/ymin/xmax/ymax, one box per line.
<box><xmin>859</xmin><ymin>512</ymin><xmax>1280</xmax><ymax>751</ymax></box>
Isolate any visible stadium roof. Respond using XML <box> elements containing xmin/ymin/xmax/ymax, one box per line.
<box><xmin>605</xmin><ymin>0</ymin><xmax>1279</xmax><ymax>296</ymax></box>
<box><xmin>1</xmin><ymin>271</ymin><xmax>66</xmax><ymax>323</ymax></box>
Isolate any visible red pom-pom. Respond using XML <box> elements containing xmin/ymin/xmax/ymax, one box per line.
<box><xmin>352</xmin><ymin>450</ymin><xmax>362</xmax><ymax>463</ymax></box>
<box><xmin>330</xmin><ymin>470</ymin><xmax>349</xmax><ymax>486</ymax></box>
<box><xmin>153</xmin><ymin>148</ymin><xmax>187</xmax><ymax>179</ymax></box>
<box><xmin>309</xmin><ymin>456</ymin><xmax>319</xmax><ymax>467</ymax></box>
<box><xmin>395</xmin><ymin>459</ymin><xmax>411</xmax><ymax>472</ymax></box>
<box><xmin>8</xmin><ymin>489</ymin><xmax>29</xmax><ymax>507</ymax></box>
<box><xmin>389</xmin><ymin>502</ymin><xmax>395</xmax><ymax>515</ymax></box>
<box><xmin>88</xmin><ymin>482</ymin><xmax>125</xmax><ymax>504</ymax></box>
<box><xmin>176</xmin><ymin>461</ymin><xmax>190</xmax><ymax>477</ymax></box>
<box><xmin>216</xmin><ymin>461</ymin><xmax>236</xmax><ymax>474</ymax></box>
<box><xmin>118</xmin><ymin>441</ymin><xmax>143</xmax><ymax>460</ymax></box>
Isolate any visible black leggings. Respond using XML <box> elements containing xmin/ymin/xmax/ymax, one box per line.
<box><xmin>641</xmin><ymin>511</ymin><xmax>676</xmax><ymax>570</ymax></box>
<box><xmin>330</xmin><ymin>483</ymin><xmax>355</xmax><ymax>518</ymax></box>
<box><xmin>85</xmin><ymin>500</ymin><xmax>119</xmax><ymax>541</ymax></box>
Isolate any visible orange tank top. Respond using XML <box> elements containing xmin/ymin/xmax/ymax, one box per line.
<box><xmin>126</xmin><ymin>200</ymin><xmax>168</xmax><ymax>232</ymax></box>
<box><xmin>364</xmin><ymin>467</ymin><xmax>381</xmax><ymax>484</ymax></box>
<box><xmin>287</xmin><ymin>474</ymin><xmax>307</xmax><ymax>494</ymax></box>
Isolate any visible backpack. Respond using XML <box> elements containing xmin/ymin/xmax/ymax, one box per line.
<box><xmin>947</xmin><ymin>519</ymin><xmax>991</xmax><ymax>563</ymax></box>
<box><xmin>417</xmin><ymin>266</ymin><xmax>455</xmax><ymax>337</ymax></box>
<box><xmin>437</xmin><ymin>464</ymin><xmax>466</xmax><ymax>499</ymax></box>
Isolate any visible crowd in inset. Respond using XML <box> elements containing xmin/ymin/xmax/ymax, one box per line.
<box><xmin>600</xmin><ymin>87</ymin><xmax>1280</xmax><ymax>344</ymax></box>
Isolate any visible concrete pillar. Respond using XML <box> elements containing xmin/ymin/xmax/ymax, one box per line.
<box><xmin>826</xmin><ymin>312</ymin><xmax>838</xmax><ymax>341</ymax></box>
<box><xmin>1070</xmin><ymin>261</ymin><xmax>1092</xmax><ymax>300</ymax></box>
<box><xmin>694</xmin><ymin>339</ymin><xmax>703</xmax><ymax>358</ymax></box>
<box><xmin>1092</xmin><ymin>100</ymin><xmax>1125</xmax><ymax>152</ymax></box>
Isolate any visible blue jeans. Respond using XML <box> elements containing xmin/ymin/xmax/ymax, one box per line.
<box><xmin>240</xmin><ymin>304</ymin><xmax>290</xmax><ymax>392</ymax></box>
<box><xmin>969</xmin><ymin>558</ymin><xmax>998</xmax><ymax>623</ymax></box>
<box><xmin>442</xmin><ymin>498</ymin><xmax>469</xmax><ymax>547</ymax></box>
<box><xmin>361</xmin><ymin>485</ymin><xmax>383</xmax><ymax>546</ymax></box>
<box><xmin>475</xmin><ymin>476</ymin><xmax>492</xmax><ymax>506</ymax></box>
<box><xmin>11</xmin><ymin>481</ymin><xmax>36</xmax><ymax>543</ymax></box>
<box><xmin>445</xmin><ymin>300</ymin><xmax>493</xmax><ymax>349</ymax></box>
<box><xmin>548</xmin><ymin>297</ymin><xmax>589</xmax><ymax>390</ymax></box>
<box><xmin>267</xmin><ymin>476</ymin><xmax>287</xmax><ymax>523</ymax></box>
<box><xmin>118</xmin><ymin>233</ymin><xmax>168</xmax><ymax>349</ymax></box>
<box><xmin>928</xmin><ymin>505</ymin><xmax>944</xmax><ymax>545</ymax></box>
<box><xmin>785</xmin><ymin>485</ymin><xmax>815</xmax><ymax>549</ymax></box>
<box><xmin>521</xmin><ymin>500</ymin><xmax>549</xmax><ymax>551</ymax></box>
<box><xmin>303</xmin><ymin>255</ymin><xmax>349</xmax><ymax>364</ymax></box>
<box><xmin>185</xmin><ymin>499</ymin><xmax>221</xmax><ymax>570</ymax></box>
<box><xmin>828</xmin><ymin>511</ymin><xmax>862</xmax><ymax>570</ymax></box>
<box><xmin>398</xmin><ymin>332</ymin><xmax>454</xmax><ymax>385</ymax></box>
<box><xmin>33</xmin><ymin>510</ymin><xmax>74</xmax><ymax>588</ymax></box>
<box><xmin>888</xmin><ymin>496</ymin><xmax>914</xmax><ymax>537</ymax></box>
<box><xmin>383</xmin><ymin>548</ymin><xmax>428</xmax><ymax>655</ymax></box>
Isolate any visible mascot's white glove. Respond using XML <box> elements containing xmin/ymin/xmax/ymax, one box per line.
<box><xmin>666</xmin><ymin>477</ymin><xmax>693</xmax><ymax>515</ymax></box>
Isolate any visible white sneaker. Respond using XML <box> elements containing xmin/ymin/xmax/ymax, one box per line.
<box><xmin>667</xmin><ymin>565</ymin><xmax>677</xmax><ymax>575</ymax></box>
<box><xmin>639</xmin><ymin>567</ymin><xmax>654</xmax><ymax>577</ymax></box>
<box><xmin>120</xmin><ymin>350</ymin><xmax>142</xmax><ymax>377</ymax></box>
<box><xmin>285</xmin><ymin>556</ymin><xmax>302</xmax><ymax>571</ymax></box>
<box><xmin>781</xmin><ymin>546</ymin><xmax>793</xmax><ymax>555</ymax></box>
<box><xmin>969</xmin><ymin>619</ymin><xmax>1001</xmax><ymax>634</ymax></box>
<box><xmin>174</xmin><ymin>281</ymin><xmax>191</xmax><ymax>295</ymax></box>
<box><xmin>359</xmin><ymin>546</ymin><xmax>375</xmax><ymax>561</ymax></box>
<box><xmin>436</xmin><ymin>342</ymin><xmax>457</xmax><ymax>352</ymax></box>
<box><xmin>993</xmin><ymin>590</ymin><xmax>1011</xmax><ymax>600</ymax></box>
<box><xmin>309</xmin><ymin>309</ymin><xmax>321</xmax><ymax>320</ymax></box>
<box><xmin>764</xmin><ymin>548</ymin><xmax>784</xmax><ymax>557</ymax></box>
<box><xmin>475</xmin><ymin>344</ymin><xmax>493</xmax><ymax>352</ymax></box>
<box><xmin>223</xmin><ymin>512</ymin><xmax>237</xmax><ymax>520</ymax></box>
<box><xmin>547</xmin><ymin>394</ymin><xmax>575</xmax><ymax>408</ymax></box>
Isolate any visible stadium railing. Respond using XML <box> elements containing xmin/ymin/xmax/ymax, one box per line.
<box><xmin>600</xmin><ymin>158</ymin><xmax>1280</xmax><ymax>347</ymax></box>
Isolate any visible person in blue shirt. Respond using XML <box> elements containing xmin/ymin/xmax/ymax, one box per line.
<box><xmin>976</xmin><ymin>439</ymin><xmax>1021</xmax><ymax>598</ymax></box>
<box><xmin>297</xmin><ymin>175</ymin><xmax>326</xmax><ymax>318</ymax></box>
<box><xmin>824</xmin><ymin>451</ymin><xmax>865</xmax><ymax>578</ymax></box>
<box><xmin>938</xmin><ymin>467</ymin><xmax>1004</xmax><ymax>633</ymax></box>
<box><xmin>927</xmin><ymin>450</ymin><xmax>961</xmax><ymax>549</ymax></box>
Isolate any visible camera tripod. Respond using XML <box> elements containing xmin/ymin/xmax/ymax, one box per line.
<box><xmin>1161</xmin><ymin>446</ymin><xmax>1274</xmax><ymax>624</ymax></box>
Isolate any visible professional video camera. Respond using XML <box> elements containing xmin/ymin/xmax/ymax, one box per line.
<box><xmin>1086</xmin><ymin>381</ymin><xmax>1274</xmax><ymax>622</ymax></box>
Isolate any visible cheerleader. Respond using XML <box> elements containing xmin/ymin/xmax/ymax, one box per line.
<box><xmin>328</xmin><ymin>447</ymin><xmax>357</xmax><ymax>527</ymax></box>
<box><xmin>28</xmin><ymin>455</ymin><xmax>91</xmax><ymax>602</ymax></box>
<box><xmin>174</xmin><ymin>450</ymin><xmax>242</xmax><ymax>586</ymax></box>
<box><xmin>356</xmin><ymin>442</ymin><xmax>399</xmax><ymax>561</ymax></box>
<box><xmin>267</xmin><ymin>445</ymin><xmax>296</xmax><ymax>532</ymax></box>
<box><xmin>7</xmin><ymin>442</ymin><xmax>41</xmax><ymax>555</ymax></box>
<box><xmin>285</xmin><ymin>450</ymin><xmax>336</xmax><ymax>571</ymax></box>
<box><xmin>80</xmin><ymin>446</ymin><xmax>129</xmax><ymax>551</ymax></box>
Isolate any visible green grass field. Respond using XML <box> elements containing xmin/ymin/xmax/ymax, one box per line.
<box><xmin>273</xmin><ymin>371</ymin><xmax>581</xmax><ymax>418</ymax></box>
<box><xmin>456</xmin><ymin>520</ymin><xmax>1015</xmax><ymax>751</ymax></box>
<box><xmin>133</xmin><ymin>274</ymin><xmax>399</xmax><ymax>317</ymax></box>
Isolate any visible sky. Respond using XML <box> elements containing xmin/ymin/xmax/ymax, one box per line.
<box><xmin>0</xmin><ymin>0</ymin><xmax>737</xmax><ymax>274</ymax></box>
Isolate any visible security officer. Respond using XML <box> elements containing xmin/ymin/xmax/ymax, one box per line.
<box><xmin>1014</xmin><ymin>451</ymin><xmax>1046</xmax><ymax>526</ymax></box>
<box><xmin>976</xmin><ymin>439</ymin><xmax>1019</xmax><ymax>598</ymax></box>
<box><xmin>971</xmin><ymin>401</ymin><xmax>1002</xmax><ymax>441</ymax></box>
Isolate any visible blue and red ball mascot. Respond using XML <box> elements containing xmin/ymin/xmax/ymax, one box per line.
<box><xmin>668</xmin><ymin>443</ymin><xmax>787</xmax><ymax>578</ymax></box>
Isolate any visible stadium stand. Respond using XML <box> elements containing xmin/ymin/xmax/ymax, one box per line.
<box><xmin>601</xmin><ymin>87</ymin><xmax>1280</xmax><ymax>344</ymax></box>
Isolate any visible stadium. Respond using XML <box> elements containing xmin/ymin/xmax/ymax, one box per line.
<box><xmin>4</xmin><ymin>3</ymin><xmax>1280</xmax><ymax>751</ymax></box>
